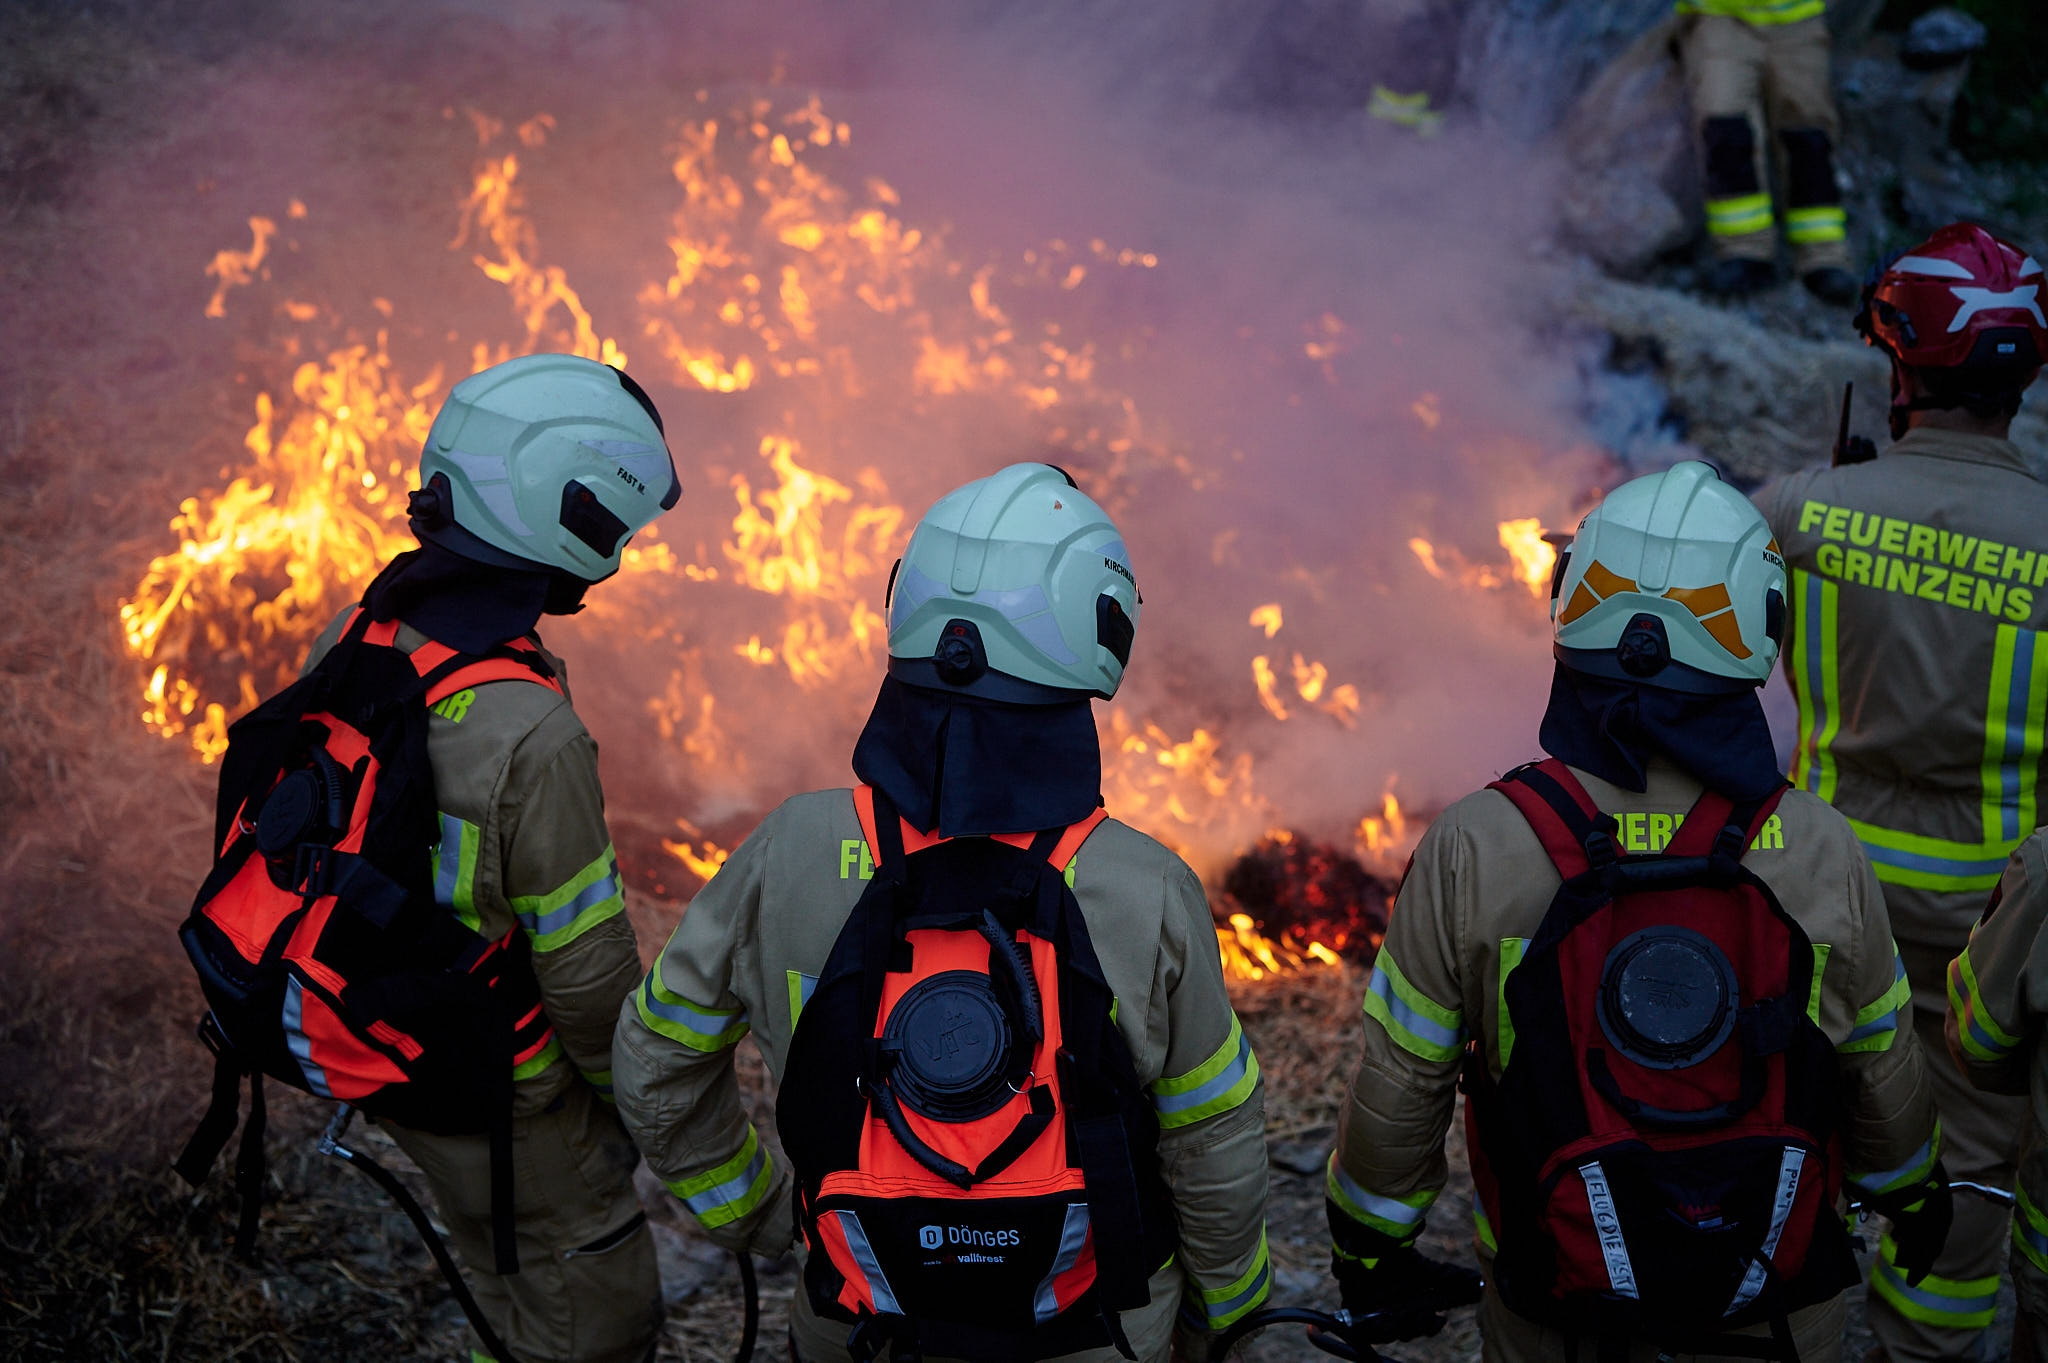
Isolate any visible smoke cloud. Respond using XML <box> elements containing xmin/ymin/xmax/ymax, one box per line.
<box><xmin>23</xmin><ymin>0</ymin><xmax>1647</xmax><ymax>891</ymax></box>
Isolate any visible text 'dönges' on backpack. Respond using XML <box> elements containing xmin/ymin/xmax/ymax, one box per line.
<box><xmin>1465</xmin><ymin>759</ymin><xmax>1858</xmax><ymax>1358</ymax></box>
<box><xmin>174</xmin><ymin>609</ymin><xmax>562</xmax><ymax>1273</ymax></box>
<box><xmin>777</xmin><ymin>786</ymin><xmax>1178</xmax><ymax>1363</ymax></box>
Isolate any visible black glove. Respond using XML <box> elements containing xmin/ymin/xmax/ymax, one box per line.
<box><xmin>1883</xmin><ymin>1168</ymin><xmax>1955</xmax><ymax>1288</ymax></box>
<box><xmin>1331</xmin><ymin>1244</ymin><xmax>1484</xmax><ymax>1344</ymax></box>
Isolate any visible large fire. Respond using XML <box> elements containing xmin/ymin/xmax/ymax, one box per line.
<box><xmin>118</xmin><ymin>90</ymin><xmax>1572</xmax><ymax>981</ymax></box>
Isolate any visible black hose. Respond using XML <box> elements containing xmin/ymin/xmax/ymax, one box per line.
<box><xmin>735</xmin><ymin>1252</ymin><xmax>759</xmax><ymax>1363</ymax></box>
<box><xmin>1213</xmin><ymin>1307</ymin><xmax>1373</xmax><ymax>1361</ymax></box>
<box><xmin>321</xmin><ymin>1120</ymin><xmax>521</xmax><ymax>1363</ymax></box>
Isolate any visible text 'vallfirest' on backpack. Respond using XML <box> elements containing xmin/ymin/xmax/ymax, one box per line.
<box><xmin>1464</xmin><ymin>759</ymin><xmax>1858</xmax><ymax>1362</ymax></box>
<box><xmin>174</xmin><ymin>608</ymin><xmax>563</xmax><ymax>1275</ymax></box>
<box><xmin>777</xmin><ymin>785</ymin><xmax>1178</xmax><ymax>1363</ymax></box>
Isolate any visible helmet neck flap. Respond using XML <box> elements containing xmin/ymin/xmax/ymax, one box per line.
<box><xmin>850</xmin><ymin>673</ymin><xmax>1103</xmax><ymax>839</ymax></box>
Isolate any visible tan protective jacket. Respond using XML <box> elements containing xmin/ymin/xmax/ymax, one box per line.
<box><xmin>305</xmin><ymin>609</ymin><xmax>643</xmax><ymax>1115</ymax></box>
<box><xmin>1333</xmin><ymin>756</ymin><xmax>1938</xmax><ymax>1270</ymax></box>
<box><xmin>610</xmin><ymin>788</ymin><xmax>1273</xmax><ymax>1337</ymax></box>
<box><xmin>1755</xmin><ymin>430</ymin><xmax>2048</xmax><ymax>961</ymax></box>
<box><xmin>1947</xmin><ymin>829</ymin><xmax>2048</xmax><ymax>1278</ymax></box>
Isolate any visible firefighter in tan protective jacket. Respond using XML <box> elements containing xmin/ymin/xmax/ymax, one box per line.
<box><xmin>613</xmin><ymin>464</ymin><xmax>1271</xmax><ymax>1362</ymax></box>
<box><xmin>1753</xmin><ymin>223</ymin><xmax>2048</xmax><ymax>1363</ymax></box>
<box><xmin>1948</xmin><ymin>832</ymin><xmax>2048</xmax><ymax>1363</ymax></box>
<box><xmin>305</xmin><ymin>354</ymin><xmax>682</xmax><ymax>1363</ymax></box>
<box><xmin>1328</xmin><ymin>462</ymin><xmax>1945</xmax><ymax>1362</ymax></box>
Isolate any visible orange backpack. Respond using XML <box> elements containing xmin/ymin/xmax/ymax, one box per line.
<box><xmin>777</xmin><ymin>786</ymin><xmax>1177</xmax><ymax>1362</ymax></box>
<box><xmin>175</xmin><ymin>609</ymin><xmax>561</xmax><ymax>1272</ymax></box>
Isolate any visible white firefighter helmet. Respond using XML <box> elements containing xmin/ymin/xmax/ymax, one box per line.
<box><xmin>886</xmin><ymin>463</ymin><xmax>1139</xmax><ymax>701</ymax></box>
<box><xmin>410</xmin><ymin>353</ymin><xmax>680</xmax><ymax>581</ymax></box>
<box><xmin>1552</xmin><ymin>461</ymin><xmax>1786</xmax><ymax>692</ymax></box>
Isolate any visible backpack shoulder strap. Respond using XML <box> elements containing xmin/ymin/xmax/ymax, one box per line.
<box><xmin>1668</xmin><ymin>780</ymin><xmax>1789</xmax><ymax>860</ymax></box>
<box><xmin>352</xmin><ymin>614</ymin><xmax>564</xmax><ymax>703</ymax></box>
<box><xmin>852</xmin><ymin>784</ymin><xmax>910</xmax><ymax>873</ymax></box>
<box><xmin>1487</xmin><ymin>758</ymin><xmax>1614</xmax><ymax>879</ymax></box>
<box><xmin>1044</xmin><ymin>807</ymin><xmax>1108</xmax><ymax>872</ymax></box>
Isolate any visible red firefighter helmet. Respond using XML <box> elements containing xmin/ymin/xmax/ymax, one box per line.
<box><xmin>1856</xmin><ymin>223</ymin><xmax>2046</xmax><ymax>378</ymax></box>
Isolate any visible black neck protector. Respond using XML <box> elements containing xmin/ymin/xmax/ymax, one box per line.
<box><xmin>360</xmin><ymin>543</ymin><xmax>578</xmax><ymax>654</ymax></box>
<box><xmin>1538</xmin><ymin>664</ymin><xmax>1783</xmax><ymax>804</ymax></box>
<box><xmin>851</xmin><ymin>674</ymin><xmax>1104</xmax><ymax>839</ymax></box>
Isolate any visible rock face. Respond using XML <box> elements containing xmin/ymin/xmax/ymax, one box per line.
<box><xmin>1565</xmin><ymin>267</ymin><xmax>2048</xmax><ymax>484</ymax></box>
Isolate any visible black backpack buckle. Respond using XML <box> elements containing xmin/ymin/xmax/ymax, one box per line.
<box><xmin>197</xmin><ymin>1011</ymin><xmax>234</xmax><ymax>1060</ymax></box>
<box><xmin>1582</xmin><ymin>817</ymin><xmax>1621</xmax><ymax>869</ymax></box>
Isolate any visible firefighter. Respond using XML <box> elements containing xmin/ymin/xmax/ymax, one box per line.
<box><xmin>1329</xmin><ymin>461</ymin><xmax>1945</xmax><ymax>1361</ymax></box>
<box><xmin>300</xmin><ymin>354</ymin><xmax>680</xmax><ymax>1363</ymax></box>
<box><xmin>612</xmin><ymin>463</ymin><xmax>1271</xmax><ymax>1362</ymax></box>
<box><xmin>1676</xmin><ymin>0</ymin><xmax>1858</xmax><ymax>301</ymax></box>
<box><xmin>1947</xmin><ymin>831</ymin><xmax>2048</xmax><ymax>1362</ymax></box>
<box><xmin>1753</xmin><ymin>222</ymin><xmax>2048</xmax><ymax>1363</ymax></box>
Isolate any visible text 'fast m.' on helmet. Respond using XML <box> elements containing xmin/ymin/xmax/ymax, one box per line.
<box><xmin>884</xmin><ymin>463</ymin><xmax>1140</xmax><ymax>703</ymax></box>
<box><xmin>1552</xmin><ymin>461</ymin><xmax>1787</xmax><ymax>693</ymax></box>
<box><xmin>408</xmin><ymin>353</ymin><xmax>683</xmax><ymax>581</ymax></box>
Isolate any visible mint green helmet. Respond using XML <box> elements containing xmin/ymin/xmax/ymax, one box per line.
<box><xmin>886</xmin><ymin>464</ymin><xmax>1139</xmax><ymax>701</ymax></box>
<box><xmin>1552</xmin><ymin>461</ymin><xmax>1787</xmax><ymax>692</ymax></box>
<box><xmin>411</xmin><ymin>353</ymin><xmax>680</xmax><ymax>581</ymax></box>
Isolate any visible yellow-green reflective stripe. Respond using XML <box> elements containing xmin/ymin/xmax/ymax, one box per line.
<box><xmin>1847</xmin><ymin>818</ymin><xmax>2016</xmax><ymax>893</ymax></box>
<box><xmin>433</xmin><ymin>813</ymin><xmax>483</xmax><ymax>933</ymax></box>
<box><xmin>512</xmin><ymin>1035</ymin><xmax>562</xmax><ymax>1081</ymax></box>
<box><xmin>1807</xmin><ymin>942</ymin><xmax>1832</xmax><ymax>1028</ymax></box>
<box><xmin>1948</xmin><ymin>948</ymin><xmax>2022</xmax><ymax>1060</ymax></box>
<box><xmin>1841</xmin><ymin>944</ymin><xmax>1908</xmax><ymax>1052</ymax></box>
<box><xmin>581</xmin><ymin>1067</ymin><xmax>614</xmax><ymax>1101</ymax></box>
<box><xmin>1364</xmin><ymin>950</ymin><xmax>1464</xmax><ymax>1063</ymax></box>
<box><xmin>1327</xmin><ymin>1154</ymin><xmax>1436</xmax><ymax>1242</ymax></box>
<box><xmin>1872</xmin><ymin>1233</ymin><xmax>1998</xmax><ymax>1327</ymax></box>
<box><xmin>1791</xmin><ymin>570</ymin><xmax>1840</xmax><ymax>802</ymax></box>
<box><xmin>1982</xmin><ymin>625</ymin><xmax>2048</xmax><ymax>846</ymax></box>
<box><xmin>1498</xmin><ymin>937</ymin><xmax>1528</xmax><ymax>1069</ymax></box>
<box><xmin>1850</xmin><ymin>1123</ymin><xmax>1938</xmax><ymax>1198</ymax></box>
<box><xmin>1785</xmin><ymin>206</ymin><xmax>1847</xmax><ymax>244</ymax></box>
<box><xmin>787</xmin><ymin>969</ymin><xmax>818</xmax><ymax>1030</ymax></box>
<box><xmin>637</xmin><ymin>963</ymin><xmax>751</xmax><ymax>1052</ymax></box>
<box><xmin>1676</xmin><ymin>0</ymin><xmax>1825</xmax><ymax>22</ymax></box>
<box><xmin>666</xmin><ymin>1126</ymin><xmax>775</xmax><ymax>1229</ymax></box>
<box><xmin>512</xmin><ymin>844</ymin><xmax>625</xmax><ymax>951</ymax></box>
<box><xmin>1707</xmin><ymin>193</ymin><xmax>1774</xmax><ymax>236</ymax></box>
<box><xmin>2015</xmin><ymin>1184</ymin><xmax>2048</xmax><ymax>1272</ymax></box>
<box><xmin>1200</xmin><ymin>1227</ymin><xmax>1272</xmax><ymax>1329</ymax></box>
<box><xmin>1473</xmin><ymin>1195</ymin><xmax>1498</xmax><ymax>1254</ymax></box>
<box><xmin>1153</xmin><ymin>1014</ymin><xmax>1261</xmax><ymax>1128</ymax></box>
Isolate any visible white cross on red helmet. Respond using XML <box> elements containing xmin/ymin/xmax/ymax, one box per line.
<box><xmin>1856</xmin><ymin>222</ymin><xmax>2047</xmax><ymax>376</ymax></box>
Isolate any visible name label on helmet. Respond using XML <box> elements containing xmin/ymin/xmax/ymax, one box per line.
<box><xmin>1103</xmin><ymin>556</ymin><xmax>1135</xmax><ymax>589</ymax></box>
<box><xmin>1795</xmin><ymin>500</ymin><xmax>2043</xmax><ymax>623</ymax></box>
<box><xmin>615</xmin><ymin>466</ymin><xmax>647</xmax><ymax>495</ymax></box>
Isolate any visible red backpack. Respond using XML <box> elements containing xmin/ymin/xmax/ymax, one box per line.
<box><xmin>1464</xmin><ymin>760</ymin><xmax>1857</xmax><ymax>1357</ymax></box>
<box><xmin>776</xmin><ymin>786</ymin><xmax>1178</xmax><ymax>1363</ymax></box>
<box><xmin>175</xmin><ymin>609</ymin><xmax>561</xmax><ymax>1273</ymax></box>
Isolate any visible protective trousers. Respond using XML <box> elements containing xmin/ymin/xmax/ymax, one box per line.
<box><xmin>382</xmin><ymin>1081</ymin><xmax>664</xmax><ymax>1363</ymax></box>
<box><xmin>786</xmin><ymin>1258</ymin><xmax>1183</xmax><ymax>1363</ymax></box>
<box><xmin>1679</xmin><ymin>14</ymin><xmax>1850</xmax><ymax>271</ymax></box>
<box><xmin>1866</xmin><ymin>940</ymin><xmax>2022</xmax><ymax>1363</ymax></box>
